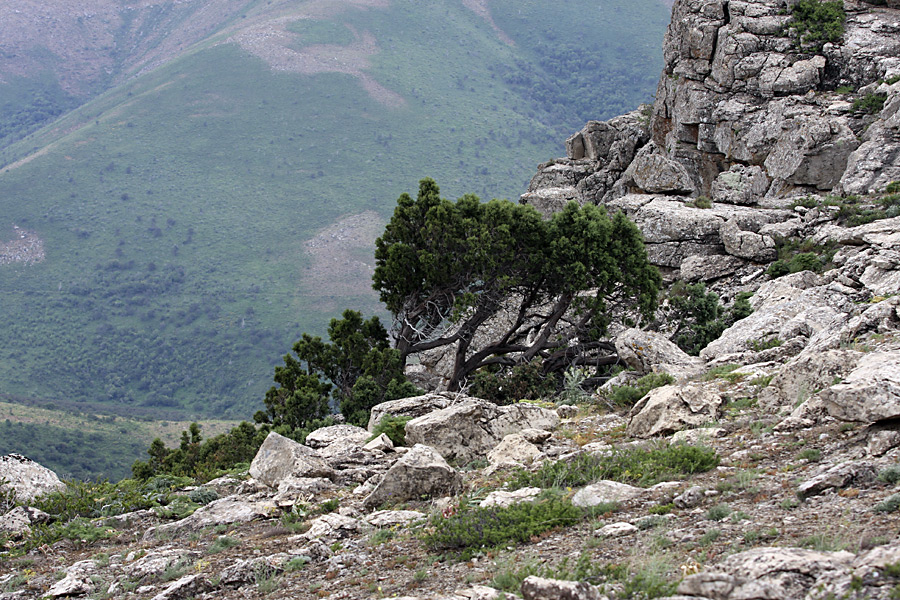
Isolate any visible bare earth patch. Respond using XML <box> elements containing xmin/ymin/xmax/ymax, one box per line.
<box><xmin>0</xmin><ymin>225</ymin><xmax>45</xmax><ymax>266</ymax></box>
<box><xmin>227</xmin><ymin>1</ymin><xmax>405</xmax><ymax>108</ymax></box>
<box><xmin>301</xmin><ymin>211</ymin><xmax>384</xmax><ymax>310</ymax></box>
<box><xmin>461</xmin><ymin>0</ymin><xmax>515</xmax><ymax>46</ymax></box>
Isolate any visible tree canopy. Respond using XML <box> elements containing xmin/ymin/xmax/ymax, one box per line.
<box><xmin>373</xmin><ymin>178</ymin><xmax>660</xmax><ymax>390</ymax></box>
<box><xmin>253</xmin><ymin>309</ymin><xmax>418</xmax><ymax>430</ymax></box>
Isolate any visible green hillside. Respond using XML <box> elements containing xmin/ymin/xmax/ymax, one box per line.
<box><xmin>0</xmin><ymin>0</ymin><xmax>669</xmax><ymax>424</ymax></box>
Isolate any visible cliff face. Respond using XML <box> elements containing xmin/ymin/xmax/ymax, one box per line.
<box><xmin>525</xmin><ymin>0</ymin><xmax>900</xmax><ymax>210</ymax></box>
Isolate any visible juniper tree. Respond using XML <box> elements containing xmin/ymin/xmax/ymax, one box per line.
<box><xmin>373</xmin><ymin>178</ymin><xmax>660</xmax><ymax>391</ymax></box>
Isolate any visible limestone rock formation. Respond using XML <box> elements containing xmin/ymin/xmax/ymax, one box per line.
<box><xmin>248</xmin><ymin>431</ymin><xmax>336</xmax><ymax>486</ymax></box>
<box><xmin>0</xmin><ymin>454</ymin><xmax>66</xmax><ymax>502</ymax></box>
<box><xmin>362</xmin><ymin>444</ymin><xmax>462</xmax><ymax>509</ymax></box>
<box><xmin>404</xmin><ymin>396</ymin><xmax>559</xmax><ymax>464</ymax></box>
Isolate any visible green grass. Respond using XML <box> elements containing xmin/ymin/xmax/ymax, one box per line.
<box><xmin>0</xmin><ymin>1</ymin><xmax>668</xmax><ymax>463</ymax></box>
<box><xmin>512</xmin><ymin>442</ymin><xmax>719</xmax><ymax>489</ymax></box>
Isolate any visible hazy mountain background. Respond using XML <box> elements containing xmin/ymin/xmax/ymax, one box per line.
<box><xmin>0</xmin><ymin>0</ymin><xmax>669</xmax><ymax>479</ymax></box>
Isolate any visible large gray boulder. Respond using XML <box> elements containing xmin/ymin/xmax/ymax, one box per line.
<box><xmin>675</xmin><ymin>547</ymin><xmax>855</xmax><ymax>600</ymax></box>
<box><xmin>367</xmin><ymin>393</ymin><xmax>455</xmax><ymax>432</ymax></box>
<box><xmin>363</xmin><ymin>444</ymin><xmax>461</xmax><ymax>509</ymax></box>
<box><xmin>571</xmin><ymin>481</ymin><xmax>645</xmax><ymax>508</ymax></box>
<box><xmin>145</xmin><ymin>495</ymin><xmax>277</xmax><ymax>540</ymax></box>
<box><xmin>615</xmin><ymin>327</ymin><xmax>705</xmax><ymax>378</ymax></box>
<box><xmin>404</xmin><ymin>397</ymin><xmax>559</xmax><ymax>464</ymax></box>
<box><xmin>758</xmin><ymin>349</ymin><xmax>863</xmax><ymax>413</ymax></box>
<box><xmin>249</xmin><ymin>431</ymin><xmax>335</xmax><ymax>487</ymax></box>
<box><xmin>521</xmin><ymin>575</ymin><xmax>603</xmax><ymax>600</ymax></box>
<box><xmin>0</xmin><ymin>454</ymin><xmax>66</xmax><ymax>502</ymax></box>
<box><xmin>304</xmin><ymin>424</ymin><xmax>370</xmax><ymax>449</ymax></box>
<box><xmin>821</xmin><ymin>351</ymin><xmax>900</xmax><ymax>423</ymax></box>
<box><xmin>627</xmin><ymin>384</ymin><xmax>723</xmax><ymax>438</ymax></box>
<box><xmin>700</xmin><ymin>272</ymin><xmax>853</xmax><ymax>362</ymax></box>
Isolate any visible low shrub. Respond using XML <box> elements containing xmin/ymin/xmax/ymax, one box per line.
<box><xmin>666</xmin><ymin>282</ymin><xmax>753</xmax><ymax>355</ymax></box>
<box><xmin>469</xmin><ymin>360</ymin><xmax>559</xmax><ymax>405</ymax></box>
<box><xmin>370</xmin><ymin>415</ymin><xmax>412</xmax><ymax>446</ymax></box>
<box><xmin>423</xmin><ymin>494</ymin><xmax>581</xmax><ymax>556</ymax></box>
<box><xmin>852</xmin><ymin>93</ymin><xmax>887</xmax><ymax>114</ymax></box>
<box><xmin>605</xmin><ymin>372</ymin><xmax>674</xmax><ymax>407</ymax></box>
<box><xmin>877</xmin><ymin>464</ymin><xmax>900</xmax><ymax>485</ymax></box>
<box><xmin>512</xmin><ymin>442</ymin><xmax>719</xmax><ymax>489</ymax></box>
<box><xmin>875</xmin><ymin>494</ymin><xmax>900</xmax><ymax>513</ymax></box>
<box><xmin>787</xmin><ymin>0</ymin><xmax>845</xmax><ymax>52</ymax></box>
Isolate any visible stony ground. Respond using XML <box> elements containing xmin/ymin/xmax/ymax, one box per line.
<box><xmin>2</xmin><ymin>351</ymin><xmax>899</xmax><ymax>600</ymax></box>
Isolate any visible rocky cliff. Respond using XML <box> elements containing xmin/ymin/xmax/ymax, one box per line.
<box><xmin>2</xmin><ymin>0</ymin><xmax>900</xmax><ymax>599</ymax></box>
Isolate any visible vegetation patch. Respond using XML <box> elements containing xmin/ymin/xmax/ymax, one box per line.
<box><xmin>370</xmin><ymin>415</ymin><xmax>412</xmax><ymax>447</ymax></box>
<box><xmin>423</xmin><ymin>494</ymin><xmax>581</xmax><ymax>557</ymax></box>
<box><xmin>852</xmin><ymin>93</ymin><xmax>887</xmax><ymax>114</ymax></box>
<box><xmin>665</xmin><ymin>282</ymin><xmax>753</xmax><ymax>356</ymax></box>
<box><xmin>766</xmin><ymin>237</ymin><xmax>836</xmax><ymax>277</ymax></box>
<box><xmin>512</xmin><ymin>442</ymin><xmax>719</xmax><ymax>489</ymax></box>
<box><xmin>603</xmin><ymin>372</ymin><xmax>674</xmax><ymax>408</ymax></box>
<box><xmin>787</xmin><ymin>0</ymin><xmax>845</xmax><ymax>52</ymax></box>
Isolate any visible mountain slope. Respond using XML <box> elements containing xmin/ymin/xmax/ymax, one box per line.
<box><xmin>0</xmin><ymin>0</ymin><xmax>669</xmax><ymax>421</ymax></box>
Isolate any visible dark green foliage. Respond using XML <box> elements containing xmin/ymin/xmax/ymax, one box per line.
<box><xmin>374</xmin><ymin>179</ymin><xmax>660</xmax><ymax>391</ymax></box>
<box><xmin>852</xmin><ymin>93</ymin><xmax>887</xmax><ymax>114</ymax></box>
<box><xmin>878</xmin><ymin>465</ymin><xmax>900</xmax><ymax>485</ymax></box>
<box><xmin>132</xmin><ymin>421</ymin><xmax>265</xmax><ymax>481</ymax></box>
<box><xmin>423</xmin><ymin>495</ymin><xmax>581</xmax><ymax>555</ymax></box>
<box><xmin>253</xmin><ymin>310</ymin><xmax>418</xmax><ymax>431</ymax></box>
<box><xmin>370</xmin><ymin>415</ymin><xmax>412</xmax><ymax>446</ymax></box>
<box><xmin>513</xmin><ymin>442</ymin><xmax>719</xmax><ymax>489</ymax></box>
<box><xmin>788</xmin><ymin>0</ymin><xmax>845</xmax><ymax>52</ymax></box>
<box><xmin>666</xmin><ymin>282</ymin><xmax>753</xmax><ymax>356</ymax></box>
<box><xmin>887</xmin><ymin>182</ymin><xmax>900</xmax><ymax>194</ymax></box>
<box><xmin>469</xmin><ymin>360</ymin><xmax>559</xmax><ymax>405</ymax></box>
<box><xmin>767</xmin><ymin>238</ymin><xmax>836</xmax><ymax>277</ymax></box>
<box><xmin>0</xmin><ymin>75</ymin><xmax>79</xmax><ymax>147</ymax></box>
<box><xmin>605</xmin><ymin>372</ymin><xmax>674</xmax><ymax>407</ymax></box>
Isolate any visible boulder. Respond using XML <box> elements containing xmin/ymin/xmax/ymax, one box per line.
<box><xmin>125</xmin><ymin>548</ymin><xmax>199</xmax><ymax>582</ymax></box>
<box><xmin>821</xmin><ymin>351</ymin><xmax>900</xmax><ymax>423</ymax></box>
<box><xmin>300</xmin><ymin>513</ymin><xmax>367</xmax><ymax>542</ymax></box>
<box><xmin>480</xmin><ymin>487</ymin><xmax>543</xmax><ymax>509</ymax></box>
<box><xmin>46</xmin><ymin>560</ymin><xmax>98</xmax><ymax>598</ymax></box>
<box><xmin>679</xmin><ymin>254</ymin><xmax>746</xmax><ymax>282</ymax></box>
<box><xmin>404</xmin><ymin>397</ymin><xmax>559</xmax><ymax>464</ymax></box>
<box><xmin>596</xmin><ymin>522</ymin><xmax>638</xmax><ymax>538</ymax></box>
<box><xmin>367</xmin><ymin>393</ymin><xmax>455</xmax><ymax>432</ymax></box>
<box><xmin>249</xmin><ymin>431</ymin><xmax>335</xmax><ymax>487</ymax></box>
<box><xmin>624</xmin><ymin>144</ymin><xmax>696</xmax><ymax>194</ymax></box>
<box><xmin>720</xmin><ymin>219</ymin><xmax>776</xmax><ymax>261</ymax></box>
<box><xmin>0</xmin><ymin>454</ymin><xmax>66</xmax><ymax>502</ymax></box>
<box><xmin>758</xmin><ymin>349</ymin><xmax>863</xmax><ymax>413</ymax></box>
<box><xmin>145</xmin><ymin>495</ymin><xmax>276</xmax><ymax>539</ymax></box>
<box><xmin>615</xmin><ymin>328</ymin><xmax>705</xmax><ymax>378</ymax></box>
<box><xmin>364</xmin><ymin>510</ymin><xmax>426</xmax><ymax>528</ymax></box>
<box><xmin>487</xmin><ymin>434</ymin><xmax>542</xmax><ymax>468</ymax></box>
<box><xmin>700</xmin><ymin>272</ymin><xmax>853</xmax><ymax>362</ymax></box>
<box><xmin>521</xmin><ymin>575</ymin><xmax>603</xmax><ymax>600</ymax></box>
<box><xmin>0</xmin><ymin>506</ymin><xmax>50</xmax><ymax>539</ymax></box>
<box><xmin>572</xmin><ymin>480</ymin><xmax>645</xmax><ymax>507</ymax></box>
<box><xmin>363</xmin><ymin>444</ymin><xmax>461</xmax><ymax>509</ymax></box>
<box><xmin>304</xmin><ymin>424</ymin><xmax>370</xmax><ymax>449</ymax></box>
<box><xmin>627</xmin><ymin>385</ymin><xmax>722</xmax><ymax>438</ymax></box>
<box><xmin>711</xmin><ymin>165</ymin><xmax>769</xmax><ymax>205</ymax></box>
<box><xmin>150</xmin><ymin>574</ymin><xmax>212</xmax><ymax>600</ymax></box>
<box><xmin>676</xmin><ymin>547</ymin><xmax>854</xmax><ymax>600</ymax></box>
<box><xmin>797</xmin><ymin>461</ymin><xmax>877</xmax><ymax>499</ymax></box>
